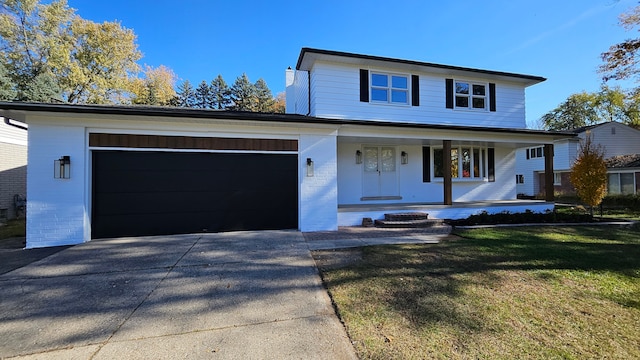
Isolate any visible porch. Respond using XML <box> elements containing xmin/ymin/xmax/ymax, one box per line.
<box><xmin>337</xmin><ymin>200</ymin><xmax>554</xmax><ymax>226</ymax></box>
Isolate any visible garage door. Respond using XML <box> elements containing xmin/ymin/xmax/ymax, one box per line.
<box><xmin>91</xmin><ymin>151</ymin><xmax>298</xmax><ymax>239</ymax></box>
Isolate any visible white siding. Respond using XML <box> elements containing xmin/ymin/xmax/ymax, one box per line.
<box><xmin>0</xmin><ymin>118</ymin><xmax>27</xmax><ymax>146</ymax></box>
<box><xmin>308</xmin><ymin>62</ymin><xmax>527</xmax><ymax>129</ymax></box>
<box><xmin>553</xmin><ymin>139</ymin><xmax>578</xmax><ymax>170</ymax></box>
<box><xmin>285</xmin><ymin>70</ymin><xmax>309</xmax><ymax>115</ymax></box>
<box><xmin>0</xmin><ymin>119</ymin><xmax>28</xmax><ymax>219</ymax></box>
<box><xmin>26</xmin><ymin>123</ymin><xmax>88</xmax><ymax>248</ymax></box>
<box><xmin>580</xmin><ymin>122</ymin><xmax>640</xmax><ymax>158</ymax></box>
<box><xmin>515</xmin><ymin>139</ymin><xmax>579</xmax><ymax>196</ymax></box>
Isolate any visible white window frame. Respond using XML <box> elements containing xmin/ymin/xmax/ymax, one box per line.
<box><xmin>529</xmin><ymin>146</ymin><xmax>544</xmax><ymax>159</ymax></box>
<box><xmin>608</xmin><ymin>172</ymin><xmax>637</xmax><ymax>195</ymax></box>
<box><xmin>370</xmin><ymin>72</ymin><xmax>410</xmax><ymax>105</ymax></box>
<box><xmin>553</xmin><ymin>172</ymin><xmax>562</xmax><ymax>186</ymax></box>
<box><xmin>454</xmin><ymin>80</ymin><xmax>488</xmax><ymax>111</ymax></box>
<box><xmin>516</xmin><ymin>174</ymin><xmax>525</xmax><ymax>184</ymax></box>
<box><xmin>432</xmin><ymin>146</ymin><xmax>486</xmax><ymax>181</ymax></box>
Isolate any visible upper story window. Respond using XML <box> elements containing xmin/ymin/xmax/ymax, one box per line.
<box><xmin>455</xmin><ymin>81</ymin><xmax>487</xmax><ymax>110</ymax></box>
<box><xmin>360</xmin><ymin>69</ymin><xmax>419</xmax><ymax>106</ymax></box>
<box><xmin>371</xmin><ymin>73</ymin><xmax>409</xmax><ymax>105</ymax></box>
<box><xmin>527</xmin><ymin>146</ymin><xmax>544</xmax><ymax>159</ymax></box>
<box><xmin>446</xmin><ymin>79</ymin><xmax>496</xmax><ymax>112</ymax></box>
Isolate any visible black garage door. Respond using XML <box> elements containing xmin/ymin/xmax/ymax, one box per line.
<box><xmin>92</xmin><ymin>151</ymin><xmax>298</xmax><ymax>239</ymax></box>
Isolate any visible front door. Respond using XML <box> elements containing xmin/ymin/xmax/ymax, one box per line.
<box><xmin>362</xmin><ymin>146</ymin><xmax>398</xmax><ymax>198</ymax></box>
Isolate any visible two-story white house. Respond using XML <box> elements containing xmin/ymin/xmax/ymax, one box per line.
<box><xmin>0</xmin><ymin>48</ymin><xmax>571</xmax><ymax>248</ymax></box>
<box><xmin>516</xmin><ymin>121</ymin><xmax>640</xmax><ymax>196</ymax></box>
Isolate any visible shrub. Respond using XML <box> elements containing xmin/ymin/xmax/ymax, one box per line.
<box><xmin>447</xmin><ymin>209</ymin><xmax>593</xmax><ymax>226</ymax></box>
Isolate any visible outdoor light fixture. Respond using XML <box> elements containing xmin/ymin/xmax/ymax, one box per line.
<box><xmin>401</xmin><ymin>151</ymin><xmax>408</xmax><ymax>164</ymax></box>
<box><xmin>54</xmin><ymin>156</ymin><xmax>71</xmax><ymax>179</ymax></box>
<box><xmin>355</xmin><ymin>150</ymin><xmax>362</xmax><ymax>164</ymax></box>
<box><xmin>306</xmin><ymin>157</ymin><xmax>314</xmax><ymax>177</ymax></box>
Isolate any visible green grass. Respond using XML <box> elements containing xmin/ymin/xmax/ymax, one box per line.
<box><xmin>320</xmin><ymin>226</ymin><xmax>640</xmax><ymax>359</ymax></box>
<box><xmin>0</xmin><ymin>218</ymin><xmax>26</xmax><ymax>240</ymax></box>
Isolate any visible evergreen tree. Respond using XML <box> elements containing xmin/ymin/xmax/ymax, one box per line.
<box><xmin>210</xmin><ymin>74</ymin><xmax>232</xmax><ymax>109</ymax></box>
<box><xmin>17</xmin><ymin>71</ymin><xmax>61</xmax><ymax>102</ymax></box>
<box><xmin>176</xmin><ymin>80</ymin><xmax>196</xmax><ymax>107</ymax></box>
<box><xmin>194</xmin><ymin>80</ymin><xmax>211</xmax><ymax>108</ymax></box>
<box><xmin>254</xmin><ymin>78</ymin><xmax>275</xmax><ymax>112</ymax></box>
<box><xmin>230</xmin><ymin>73</ymin><xmax>256</xmax><ymax>111</ymax></box>
<box><xmin>0</xmin><ymin>62</ymin><xmax>17</xmax><ymax>101</ymax></box>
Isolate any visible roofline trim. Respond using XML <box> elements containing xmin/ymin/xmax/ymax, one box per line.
<box><xmin>0</xmin><ymin>101</ymin><xmax>574</xmax><ymax>139</ymax></box>
<box><xmin>296</xmin><ymin>47</ymin><xmax>546</xmax><ymax>83</ymax></box>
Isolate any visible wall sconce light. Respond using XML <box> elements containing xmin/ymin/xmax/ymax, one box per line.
<box><xmin>401</xmin><ymin>151</ymin><xmax>408</xmax><ymax>165</ymax></box>
<box><xmin>306</xmin><ymin>157</ymin><xmax>314</xmax><ymax>177</ymax></box>
<box><xmin>355</xmin><ymin>150</ymin><xmax>362</xmax><ymax>164</ymax></box>
<box><xmin>54</xmin><ymin>156</ymin><xmax>71</xmax><ymax>179</ymax></box>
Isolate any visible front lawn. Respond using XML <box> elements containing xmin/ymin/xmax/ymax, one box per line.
<box><xmin>319</xmin><ymin>226</ymin><xmax>640</xmax><ymax>359</ymax></box>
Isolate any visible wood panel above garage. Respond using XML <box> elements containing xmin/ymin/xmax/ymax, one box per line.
<box><xmin>89</xmin><ymin>133</ymin><xmax>298</xmax><ymax>152</ymax></box>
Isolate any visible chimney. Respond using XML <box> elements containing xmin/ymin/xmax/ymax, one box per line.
<box><xmin>285</xmin><ymin>67</ymin><xmax>295</xmax><ymax>114</ymax></box>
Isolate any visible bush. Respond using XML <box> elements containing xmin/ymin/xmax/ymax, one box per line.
<box><xmin>447</xmin><ymin>209</ymin><xmax>593</xmax><ymax>226</ymax></box>
<box><xmin>556</xmin><ymin>194</ymin><xmax>640</xmax><ymax>211</ymax></box>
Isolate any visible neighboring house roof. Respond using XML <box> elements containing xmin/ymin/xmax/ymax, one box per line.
<box><xmin>295</xmin><ymin>47</ymin><xmax>546</xmax><ymax>86</ymax></box>
<box><xmin>0</xmin><ymin>101</ymin><xmax>574</xmax><ymax>139</ymax></box>
<box><xmin>605</xmin><ymin>154</ymin><xmax>640</xmax><ymax>169</ymax></box>
<box><xmin>571</xmin><ymin>121</ymin><xmax>640</xmax><ymax>134</ymax></box>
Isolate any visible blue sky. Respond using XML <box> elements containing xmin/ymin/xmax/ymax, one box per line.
<box><xmin>68</xmin><ymin>0</ymin><xmax>637</xmax><ymax>128</ymax></box>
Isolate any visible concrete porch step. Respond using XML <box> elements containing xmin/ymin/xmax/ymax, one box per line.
<box><xmin>383</xmin><ymin>212</ymin><xmax>429</xmax><ymax>221</ymax></box>
<box><xmin>374</xmin><ymin>218</ymin><xmax>443</xmax><ymax>228</ymax></box>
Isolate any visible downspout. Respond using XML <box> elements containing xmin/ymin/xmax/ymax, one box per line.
<box><xmin>4</xmin><ymin>117</ymin><xmax>28</xmax><ymax>131</ymax></box>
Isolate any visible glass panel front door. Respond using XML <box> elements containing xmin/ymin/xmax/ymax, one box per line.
<box><xmin>362</xmin><ymin>146</ymin><xmax>398</xmax><ymax>197</ymax></box>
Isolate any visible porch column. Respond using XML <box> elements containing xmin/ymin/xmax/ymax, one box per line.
<box><xmin>443</xmin><ymin>140</ymin><xmax>452</xmax><ymax>205</ymax></box>
<box><xmin>544</xmin><ymin>144</ymin><xmax>554</xmax><ymax>202</ymax></box>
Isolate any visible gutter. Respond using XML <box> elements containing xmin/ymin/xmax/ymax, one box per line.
<box><xmin>3</xmin><ymin>116</ymin><xmax>27</xmax><ymax>131</ymax></box>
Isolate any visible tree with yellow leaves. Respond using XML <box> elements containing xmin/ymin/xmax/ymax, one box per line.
<box><xmin>569</xmin><ymin>134</ymin><xmax>608</xmax><ymax>215</ymax></box>
<box><xmin>0</xmin><ymin>0</ymin><xmax>142</xmax><ymax>103</ymax></box>
<box><xmin>129</xmin><ymin>65</ymin><xmax>177</xmax><ymax>106</ymax></box>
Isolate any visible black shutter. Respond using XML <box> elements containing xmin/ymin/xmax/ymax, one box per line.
<box><xmin>489</xmin><ymin>83</ymin><xmax>496</xmax><ymax>112</ymax></box>
<box><xmin>445</xmin><ymin>79</ymin><xmax>453</xmax><ymax>109</ymax></box>
<box><xmin>488</xmin><ymin>148</ymin><xmax>495</xmax><ymax>182</ymax></box>
<box><xmin>422</xmin><ymin>146</ymin><xmax>430</xmax><ymax>182</ymax></box>
<box><xmin>360</xmin><ymin>69</ymin><xmax>369</xmax><ymax>102</ymax></box>
<box><xmin>526</xmin><ymin>149</ymin><xmax>530</xmax><ymax>159</ymax></box>
<box><xmin>412</xmin><ymin>75</ymin><xmax>420</xmax><ymax>106</ymax></box>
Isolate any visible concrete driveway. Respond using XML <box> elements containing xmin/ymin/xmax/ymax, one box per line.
<box><xmin>0</xmin><ymin>231</ymin><xmax>357</xmax><ymax>359</ymax></box>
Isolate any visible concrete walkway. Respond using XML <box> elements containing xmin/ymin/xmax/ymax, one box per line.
<box><xmin>0</xmin><ymin>231</ymin><xmax>357</xmax><ymax>359</ymax></box>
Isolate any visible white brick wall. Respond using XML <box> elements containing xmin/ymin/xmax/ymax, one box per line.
<box><xmin>299</xmin><ymin>133</ymin><xmax>338</xmax><ymax>231</ymax></box>
<box><xmin>26</xmin><ymin>124</ymin><xmax>87</xmax><ymax>248</ymax></box>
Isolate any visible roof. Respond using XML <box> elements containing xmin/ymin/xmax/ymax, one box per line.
<box><xmin>295</xmin><ymin>48</ymin><xmax>546</xmax><ymax>86</ymax></box>
<box><xmin>605</xmin><ymin>154</ymin><xmax>640</xmax><ymax>169</ymax></box>
<box><xmin>0</xmin><ymin>101</ymin><xmax>574</xmax><ymax>139</ymax></box>
<box><xmin>571</xmin><ymin>121</ymin><xmax>640</xmax><ymax>134</ymax></box>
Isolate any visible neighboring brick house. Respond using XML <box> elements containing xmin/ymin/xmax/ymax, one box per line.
<box><xmin>0</xmin><ymin>118</ymin><xmax>27</xmax><ymax>220</ymax></box>
<box><xmin>516</xmin><ymin>122</ymin><xmax>640</xmax><ymax>197</ymax></box>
